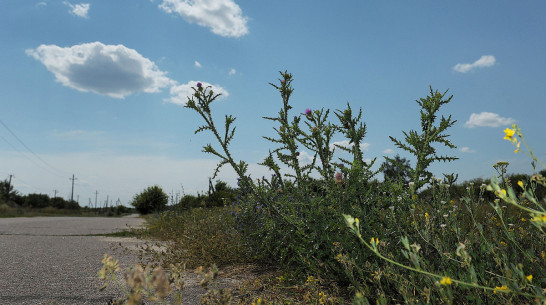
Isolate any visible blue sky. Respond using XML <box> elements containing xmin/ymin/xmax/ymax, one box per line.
<box><xmin>1</xmin><ymin>1</ymin><xmax>545</xmax><ymax>206</ymax></box>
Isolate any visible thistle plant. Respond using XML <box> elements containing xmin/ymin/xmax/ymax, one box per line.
<box><xmin>183</xmin><ymin>71</ymin><xmax>545</xmax><ymax>303</ymax></box>
<box><xmin>184</xmin><ymin>82</ymin><xmax>252</xmax><ymax>190</ymax></box>
<box><xmin>388</xmin><ymin>87</ymin><xmax>458</xmax><ymax>190</ymax></box>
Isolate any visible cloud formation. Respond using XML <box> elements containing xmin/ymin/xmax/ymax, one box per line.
<box><xmin>460</xmin><ymin>147</ymin><xmax>476</xmax><ymax>153</ymax></box>
<box><xmin>167</xmin><ymin>80</ymin><xmax>229</xmax><ymax>105</ymax></box>
<box><xmin>158</xmin><ymin>0</ymin><xmax>249</xmax><ymax>38</ymax></box>
<box><xmin>228</xmin><ymin>68</ymin><xmax>236</xmax><ymax>75</ymax></box>
<box><xmin>383</xmin><ymin>148</ymin><xmax>394</xmax><ymax>154</ymax></box>
<box><xmin>453</xmin><ymin>55</ymin><xmax>496</xmax><ymax>73</ymax></box>
<box><xmin>297</xmin><ymin>150</ymin><xmax>314</xmax><ymax>164</ymax></box>
<box><xmin>26</xmin><ymin>42</ymin><xmax>174</xmax><ymax>98</ymax></box>
<box><xmin>64</xmin><ymin>2</ymin><xmax>90</xmax><ymax>18</ymax></box>
<box><xmin>464</xmin><ymin>112</ymin><xmax>516</xmax><ymax>128</ymax></box>
<box><xmin>194</xmin><ymin>60</ymin><xmax>202</xmax><ymax>68</ymax></box>
<box><xmin>331</xmin><ymin>140</ymin><xmax>370</xmax><ymax>151</ymax></box>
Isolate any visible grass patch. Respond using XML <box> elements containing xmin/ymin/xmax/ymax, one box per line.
<box><xmin>134</xmin><ymin>206</ymin><xmax>251</xmax><ymax>269</ymax></box>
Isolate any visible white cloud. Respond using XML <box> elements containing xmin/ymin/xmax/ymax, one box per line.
<box><xmin>26</xmin><ymin>42</ymin><xmax>174</xmax><ymax>98</ymax></box>
<box><xmin>383</xmin><ymin>148</ymin><xmax>394</xmax><ymax>154</ymax></box>
<box><xmin>167</xmin><ymin>80</ymin><xmax>229</xmax><ymax>105</ymax></box>
<box><xmin>228</xmin><ymin>68</ymin><xmax>236</xmax><ymax>75</ymax></box>
<box><xmin>297</xmin><ymin>150</ymin><xmax>314</xmax><ymax>164</ymax></box>
<box><xmin>194</xmin><ymin>60</ymin><xmax>202</xmax><ymax>68</ymax></box>
<box><xmin>64</xmin><ymin>2</ymin><xmax>90</xmax><ymax>18</ymax></box>
<box><xmin>36</xmin><ymin>2</ymin><xmax>47</xmax><ymax>7</ymax></box>
<box><xmin>453</xmin><ymin>55</ymin><xmax>496</xmax><ymax>73</ymax></box>
<box><xmin>460</xmin><ymin>147</ymin><xmax>476</xmax><ymax>153</ymax></box>
<box><xmin>158</xmin><ymin>0</ymin><xmax>249</xmax><ymax>38</ymax></box>
<box><xmin>331</xmin><ymin>140</ymin><xmax>370</xmax><ymax>151</ymax></box>
<box><xmin>464</xmin><ymin>112</ymin><xmax>516</xmax><ymax>128</ymax></box>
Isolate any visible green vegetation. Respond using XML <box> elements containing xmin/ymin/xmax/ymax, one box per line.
<box><xmin>131</xmin><ymin>185</ymin><xmax>169</xmax><ymax>215</ymax></box>
<box><xmin>0</xmin><ymin>179</ymin><xmax>133</xmax><ymax>217</ymax></box>
<box><xmin>101</xmin><ymin>72</ymin><xmax>545</xmax><ymax>304</ymax></box>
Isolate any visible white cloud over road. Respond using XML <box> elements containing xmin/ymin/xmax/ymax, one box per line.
<box><xmin>64</xmin><ymin>2</ymin><xmax>90</xmax><ymax>18</ymax></box>
<box><xmin>157</xmin><ymin>0</ymin><xmax>249</xmax><ymax>38</ymax></box>
<box><xmin>453</xmin><ymin>55</ymin><xmax>496</xmax><ymax>73</ymax></box>
<box><xmin>464</xmin><ymin>112</ymin><xmax>516</xmax><ymax>128</ymax></box>
<box><xmin>26</xmin><ymin>42</ymin><xmax>175</xmax><ymax>98</ymax></box>
<box><xmin>167</xmin><ymin>80</ymin><xmax>229</xmax><ymax>105</ymax></box>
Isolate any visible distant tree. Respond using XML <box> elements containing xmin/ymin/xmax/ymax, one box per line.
<box><xmin>24</xmin><ymin>193</ymin><xmax>50</xmax><ymax>208</ymax></box>
<box><xmin>131</xmin><ymin>185</ymin><xmax>168</xmax><ymax>215</ymax></box>
<box><xmin>51</xmin><ymin>197</ymin><xmax>68</xmax><ymax>209</ymax></box>
<box><xmin>206</xmin><ymin>180</ymin><xmax>237</xmax><ymax>207</ymax></box>
<box><xmin>0</xmin><ymin>179</ymin><xmax>18</xmax><ymax>203</ymax></box>
<box><xmin>382</xmin><ymin>154</ymin><xmax>412</xmax><ymax>184</ymax></box>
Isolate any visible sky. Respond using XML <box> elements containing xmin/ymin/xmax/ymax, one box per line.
<box><xmin>1</xmin><ymin>1</ymin><xmax>545</xmax><ymax>207</ymax></box>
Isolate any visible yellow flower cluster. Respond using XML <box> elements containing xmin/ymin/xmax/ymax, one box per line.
<box><xmin>440</xmin><ymin>276</ymin><xmax>452</xmax><ymax>286</ymax></box>
<box><xmin>503</xmin><ymin>127</ymin><xmax>521</xmax><ymax>153</ymax></box>
<box><xmin>494</xmin><ymin>285</ymin><xmax>509</xmax><ymax>293</ymax></box>
<box><xmin>531</xmin><ymin>214</ymin><xmax>546</xmax><ymax>224</ymax></box>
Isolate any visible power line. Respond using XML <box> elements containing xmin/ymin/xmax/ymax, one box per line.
<box><xmin>0</xmin><ymin>118</ymin><xmax>67</xmax><ymax>176</ymax></box>
<box><xmin>0</xmin><ymin>133</ymin><xmax>64</xmax><ymax>178</ymax></box>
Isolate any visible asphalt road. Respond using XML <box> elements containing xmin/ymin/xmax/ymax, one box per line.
<box><xmin>0</xmin><ymin>215</ymin><xmax>146</xmax><ymax>305</ymax></box>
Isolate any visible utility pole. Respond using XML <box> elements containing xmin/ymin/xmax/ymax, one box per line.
<box><xmin>69</xmin><ymin>174</ymin><xmax>77</xmax><ymax>202</ymax></box>
<box><xmin>53</xmin><ymin>189</ymin><xmax>58</xmax><ymax>199</ymax></box>
<box><xmin>94</xmin><ymin>190</ymin><xmax>98</xmax><ymax>210</ymax></box>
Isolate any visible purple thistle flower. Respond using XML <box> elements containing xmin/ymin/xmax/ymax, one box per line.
<box><xmin>305</xmin><ymin>108</ymin><xmax>312</xmax><ymax>116</ymax></box>
<box><xmin>339</xmin><ymin>163</ymin><xmax>344</xmax><ymax>168</ymax></box>
<box><xmin>196</xmin><ymin>82</ymin><xmax>202</xmax><ymax>88</ymax></box>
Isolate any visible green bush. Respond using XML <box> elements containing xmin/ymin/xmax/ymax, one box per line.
<box><xmin>131</xmin><ymin>185</ymin><xmax>168</xmax><ymax>215</ymax></box>
<box><xmin>185</xmin><ymin>72</ymin><xmax>546</xmax><ymax>303</ymax></box>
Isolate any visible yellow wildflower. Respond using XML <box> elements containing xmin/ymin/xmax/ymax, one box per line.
<box><xmin>440</xmin><ymin>276</ymin><xmax>452</xmax><ymax>285</ymax></box>
<box><xmin>503</xmin><ymin>128</ymin><xmax>515</xmax><ymax>140</ymax></box>
<box><xmin>494</xmin><ymin>285</ymin><xmax>509</xmax><ymax>293</ymax></box>
<box><xmin>526</xmin><ymin>274</ymin><xmax>533</xmax><ymax>282</ymax></box>
<box><xmin>425</xmin><ymin>212</ymin><xmax>430</xmax><ymax>221</ymax></box>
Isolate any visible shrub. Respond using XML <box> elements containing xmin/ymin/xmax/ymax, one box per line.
<box><xmin>185</xmin><ymin>71</ymin><xmax>546</xmax><ymax>303</ymax></box>
<box><xmin>131</xmin><ymin>185</ymin><xmax>168</xmax><ymax>215</ymax></box>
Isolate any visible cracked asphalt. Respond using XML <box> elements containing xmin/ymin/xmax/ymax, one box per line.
<box><xmin>0</xmin><ymin>215</ymin><xmax>145</xmax><ymax>305</ymax></box>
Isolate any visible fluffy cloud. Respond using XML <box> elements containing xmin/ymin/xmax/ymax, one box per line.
<box><xmin>228</xmin><ymin>68</ymin><xmax>236</xmax><ymax>75</ymax></box>
<box><xmin>331</xmin><ymin>140</ymin><xmax>370</xmax><ymax>151</ymax></box>
<box><xmin>64</xmin><ymin>2</ymin><xmax>90</xmax><ymax>18</ymax></box>
<box><xmin>460</xmin><ymin>147</ymin><xmax>476</xmax><ymax>153</ymax></box>
<box><xmin>453</xmin><ymin>55</ymin><xmax>496</xmax><ymax>73</ymax></box>
<box><xmin>464</xmin><ymin>112</ymin><xmax>516</xmax><ymax>128</ymax></box>
<box><xmin>297</xmin><ymin>150</ymin><xmax>314</xmax><ymax>164</ymax></box>
<box><xmin>194</xmin><ymin>60</ymin><xmax>202</xmax><ymax>68</ymax></box>
<box><xmin>383</xmin><ymin>148</ymin><xmax>395</xmax><ymax>154</ymax></box>
<box><xmin>167</xmin><ymin>80</ymin><xmax>229</xmax><ymax>105</ymax></box>
<box><xmin>158</xmin><ymin>0</ymin><xmax>249</xmax><ymax>38</ymax></box>
<box><xmin>26</xmin><ymin>42</ymin><xmax>174</xmax><ymax>98</ymax></box>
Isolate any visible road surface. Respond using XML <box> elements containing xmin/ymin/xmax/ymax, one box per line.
<box><xmin>0</xmin><ymin>215</ymin><xmax>145</xmax><ymax>305</ymax></box>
